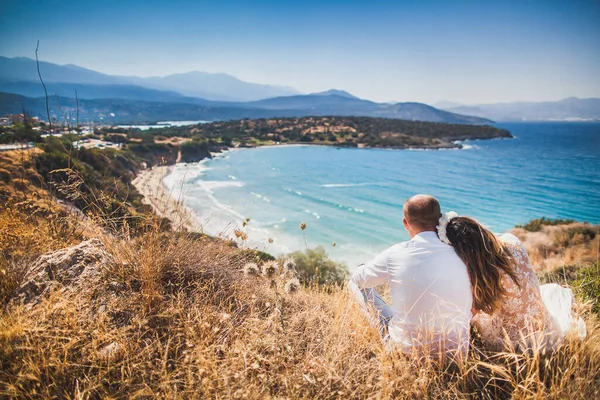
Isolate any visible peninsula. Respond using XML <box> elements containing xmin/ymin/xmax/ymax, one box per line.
<box><xmin>129</xmin><ymin>116</ymin><xmax>512</xmax><ymax>162</ymax></box>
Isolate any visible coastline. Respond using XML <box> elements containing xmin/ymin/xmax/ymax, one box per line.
<box><xmin>132</xmin><ymin>165</ymin><xmax>203</xmax><ymax>233</ymax></box>
<box><xmin>130</xmin><ymin>136</ymin><xmax>508</xmax><ymax>259</ymax></box>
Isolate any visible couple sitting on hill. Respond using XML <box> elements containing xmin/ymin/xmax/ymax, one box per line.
<box><xmin>349</xmin><ymin>195</ymin><xmax>586</xmax><ymax>359</ymax></box>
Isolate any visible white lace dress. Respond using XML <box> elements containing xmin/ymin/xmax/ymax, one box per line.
<box><xmin>471</xmin><ymin>233</ymin><xmax>586</xmax><ymax>352</ymax></box>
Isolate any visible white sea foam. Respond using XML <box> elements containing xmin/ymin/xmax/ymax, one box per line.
<box><xmin>322</xmin><ymin>182</ymin><xmax>376</xmax><ymax>188</ymax></box>
<box><xmin>198</xmin><ymin>181</ymin><xmax>244</xmax><ymax>192</ymax></box>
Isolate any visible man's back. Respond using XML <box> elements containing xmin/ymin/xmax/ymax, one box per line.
<box><xmin>350</xmin><ymin>231</ymin><xmax>472</xmax><ymax>355</ymax></box>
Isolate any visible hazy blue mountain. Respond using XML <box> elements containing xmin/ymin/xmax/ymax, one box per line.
<box><xmin>0</xmin><ymin>56</ymin><xmax>300</xmax><ymax>102</ymax></box>
<box><xmin>1</xmin><ymin>91</ymin><xmax>492</xmax><ymax>125</ymax></box>
<box><xmin>440</xmin><ymin>97</ymin><xmax>600</xmax><ymax>121</ymax></box>
<box><xmin>0</xmin><ymin>56</ymin><xmax>121</xmax><ymax>85</ymax></box>
<box><xmin>0</xmin><ymin>56</ymin><xmax>492</xmax><ymax>124</ymax></box>
<box><xmin>0</xmin><ymin>80</ymin><xmax>216</xmax><ymax>104</ymax></box>
<box><xmin>311</xmin><ymin>89</ymin><xmax>359</xmax><ymax>99</ymax></box>
<box><xmin>124</xmin><ymin>71</ymin><xmax>300</xmax><ymax>101</ymax></box>
<box><xmin>246</xmin><ymin>93</ymin><xmax>376</xmax><ymax>110</ymax></box>
<box><xmin>373</xmin><ymin>102</ymin><xmax>492</xmax><ymax>124</ymax></box>
<box><xmin>247</xmin><ymin>94</ymin><xmax>492</xmax><ymax>124</ymax></box>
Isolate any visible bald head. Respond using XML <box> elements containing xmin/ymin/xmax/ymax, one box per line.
<box><xmin>403</xmin><ymin>194</ymin><xmax>441</xmax><ymax>234</ymax></box>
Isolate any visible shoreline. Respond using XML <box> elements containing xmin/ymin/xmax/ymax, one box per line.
<box><xmin>132</xmin><ymin>165</ymin><xmax>204</xmax><ymax>233</ymax></box>
<box><xmin>131</xmin><ymin>137</ymin><xmax>500</xmax><ymax>250</ymax></box>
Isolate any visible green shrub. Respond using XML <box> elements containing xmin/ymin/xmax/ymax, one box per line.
<box><xmin>541</xmin><ymin>262</ymin><xmax>600</xmax><ymax>315</ymax></box>
<box><xmin>517</xmin><ymin>217</ymin><xmax>576</xmax><ymax>232</ymax></box>
<box><xmin>288</xmin><ymin>246</ymin><xmax>347</xmax><ymax>288</ymax></box>
<box><xmin>573</xmin><ymin>263</ymin><xmax>600</xmax><ymax>315</ymax></box>
<box><xmin>180</xmin><ymin>140</ymin><xmax>210</xmax><ymax>163</ymax></box>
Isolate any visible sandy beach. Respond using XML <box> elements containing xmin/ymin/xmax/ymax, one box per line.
<box><xmin>132</xmin><ymin>165</ymin><xmax>203</xmax><ymax>232</ymax></box>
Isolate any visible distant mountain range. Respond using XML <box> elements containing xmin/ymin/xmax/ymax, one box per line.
<box><xmin>0</xmin><ymin>56</ymin><xmax>491</xmax><ymax>124</ymax></box>
<box><xmin>434</xmin><ymin>98</ymin><xmax>600</xmax><ymax>121</ymax></box>
<box><xmin>0</xmin><ymin>56</ymin><xmax>299</xmax><ymax>102</ymax></box>
<box><xmin>0</xmin><ymin>92</ymin><xmax>492</xmax><ymax>125</ymax></box>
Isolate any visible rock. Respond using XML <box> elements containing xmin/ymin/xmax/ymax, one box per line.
<box><xmin>14</xmin><ymin>239</ymin><xmax>111</xmax><ymax>305</ymax></box>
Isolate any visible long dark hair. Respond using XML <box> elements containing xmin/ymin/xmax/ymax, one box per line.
<box><xmin>445</xmin><ymin>217</ymin><xmax>520</xmax><ymax>314</ymax></box>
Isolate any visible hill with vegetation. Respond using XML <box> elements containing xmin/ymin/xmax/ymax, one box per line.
<box><xmin>0</xmin><ymin>139</ymin><xmax>598</xmax><ymax>398</ymax></box>
<box><xmin>141</xmin><ymin>116</ymin><xmax>512</xmax><ymax>150</ymax></box>
<box><xmin>0</xmin><ymin>134</ymin><xmax>599</xmax><ymax>398</ymax></box>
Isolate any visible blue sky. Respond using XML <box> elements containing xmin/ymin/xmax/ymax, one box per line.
<box><xmin>1</xmin><ymin>0</ymin><xmax>599</xmax><ymax>104</ymax></box>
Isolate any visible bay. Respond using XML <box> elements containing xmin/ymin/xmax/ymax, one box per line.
<box><xmin>164</xmin><ymin>122</ymin><xmax>600</xmax><ymax>266</ymax></box>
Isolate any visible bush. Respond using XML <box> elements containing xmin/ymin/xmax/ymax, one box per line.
<box><xmin>104</xmin><ymin>134</ymin><xmax>129</xmax><ymax>144</ymax></box>
<box><xmin>574</xmin><ymin>263</ymin><xmax>600</xmax><ymax>315</ymax></box>
<box><xmin>540</xmin><ymin>262</ymin><xmax>600</xmax><ymax>315</ymax></box>
<box><xmin>517</xmin><ymin>217</ymin><xmax>576</xmax><ymax>232</ymax></box>
<box><xmin>288</xmin><ymin>246</ymin><xmax>347</xmax><ymax>287</ymax></box>
<box><xmin>180</xmin><ymin>140</ymin><xmax>210</xmax><ymax>163</ymax></box>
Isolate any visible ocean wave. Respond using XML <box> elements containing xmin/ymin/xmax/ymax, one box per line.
<box><xmin>251</xmin><ymin>192</ymin><xmax>271</xmax><ymax>202</ymax></box>
<box><xmin>261</xmin><ymin>217</ymin><xmax>287</xmax><ymax>227</ymax></box>
<box><xmin>199</xmin><ymin>181</ymin><xmax>244</xmax><ymax>192</ymax></box>
<box><xmin>322</xmin><ymin>183</ymin><xmax>377</xmax><ymax>188</ymax></box>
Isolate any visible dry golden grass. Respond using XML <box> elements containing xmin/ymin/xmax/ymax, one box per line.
<box><xmin>511</xmin><ymin>223</ymin><xmax>599</xmax><ymax>273</ymax></box>
<box><xmin>0</xmin><ymin>149</ymin><xmax>56</xmax><ymax>213</ymax></box>
<box><xmin>0</xmin><ymin>217</ymin><xmax>599</xmax><ymax>399</ymax></box>
<box><xmin>0</xmin><ymin>161</ymin><xmax>599</xmax><ymax>398</ymax></box>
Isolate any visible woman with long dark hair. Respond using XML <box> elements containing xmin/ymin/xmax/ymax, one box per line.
<box><xmin>438</xmin><ymin>213</ymin><xmax>585</xmax><ymax>351</ymax></box>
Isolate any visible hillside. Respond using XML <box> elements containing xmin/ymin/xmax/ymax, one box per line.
<box><xmin>0</xmin><ymin>144</ymin><xmax>598</xmax><ymax>398</ymax></box>
<box><xmin>151</xmin><ymin>116</ymin><xmax>512</xmax><ymax>149</ymax></box>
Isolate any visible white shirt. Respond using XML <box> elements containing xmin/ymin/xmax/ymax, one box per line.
<box><xmin>350</xmin><ymin>231</ymin><xmax>472</xmax><ymax>355</ymax></box>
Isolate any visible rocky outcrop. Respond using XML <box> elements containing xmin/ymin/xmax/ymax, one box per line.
<box><xmin>14</xmin><ymin>239</ymin><xmax>111</xmax><ymax>305</ymax></box>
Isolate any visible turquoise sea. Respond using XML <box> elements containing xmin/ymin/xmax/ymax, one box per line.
<box><xmin>163</xmin><ymin>122</ymin><xmax>600</xmax><ymax>266</ymax></box>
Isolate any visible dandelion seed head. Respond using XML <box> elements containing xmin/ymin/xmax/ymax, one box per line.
<box><xmin>284</xmin><ymin>277</ymin><xmax>301</xmax><ymax>294</ymax></box>
<box><xmin>282</xmin><ymin>257</ymin><xmax>296</xmax><ymax>273</ymax></box>
<box><xmin>262</xmin><ymin>260</ymin><xmax>279</xmax><ymax>278</ymax></box>
<box><xmin>243</xmin><ymin>262</ymin><xmax>260</xmax><ymax>276</ymax></box>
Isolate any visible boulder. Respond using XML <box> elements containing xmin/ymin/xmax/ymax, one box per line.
<box><xmin>14</xmin><ymin>239</ymin><xmax>110</xmax><ymax>305</ymax></box>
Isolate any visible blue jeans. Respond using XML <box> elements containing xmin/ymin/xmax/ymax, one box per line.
<box><xmin>348</xmin><ymin>281</ymin><xmax>394</xmax><ymax>336</ymax></box>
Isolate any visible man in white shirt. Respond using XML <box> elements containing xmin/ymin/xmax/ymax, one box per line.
<box><xmin>349</xmin><ymin>194</ymin><xmax>472</xmax><ymax>358</ymax></box>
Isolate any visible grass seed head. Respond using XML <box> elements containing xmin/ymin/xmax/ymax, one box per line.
<box><xmin>282</xmin><ymin>257</ymin><xmax>296</xmax><ymax>273</ymax></box>
<box><xmin>243</xmin><ymin>262</ymin><xmax>260</xmax><ymax>276</ymax></box>
<box><xmin>284</xmin><ymin>277</ymin><xmax>300</xmax><ymax>294</ymax></box>
<box><xmin>262</xmin><ymin>260</ymin><xmax>279</xmax><ymax>278</ymax></box>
